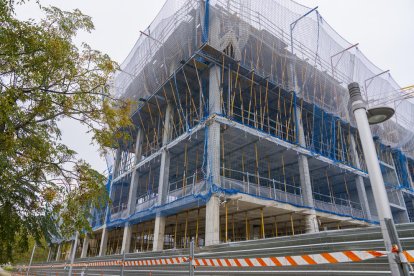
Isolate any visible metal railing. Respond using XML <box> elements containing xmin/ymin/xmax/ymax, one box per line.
<box><xmin>220</xmin><ymin>168</ymin><xmax>366</xmax><ymax>220</ymax></box>
<box><xmin>110</xmin><ymin>203</ymin><xmax>128</xmax><ymax>220</ymax></box>
<box><xmin>167</xmin><ymin>172</ymin><xmax>206</xmax><ymax>204</ymax></box>
<box><xmin>386</xmin><ymin>187</ymin><xmax>404</xmax><ymax>206</ymax></box>
<box><xmin>135</xmin><ymin>193</ymin><xmax>158</xmax><ymax>213</ymax></box>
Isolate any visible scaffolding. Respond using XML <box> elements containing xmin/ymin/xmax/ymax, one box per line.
<box><xmin>81</xmin><ymin>0</ymin><xmax>414</xmax><ymax>256</ymax></box>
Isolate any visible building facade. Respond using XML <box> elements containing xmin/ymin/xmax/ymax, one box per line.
<box><xmin>49</xmin><ymin>0</ymin><xmax>414</xmax><ymax>260</ymax></box>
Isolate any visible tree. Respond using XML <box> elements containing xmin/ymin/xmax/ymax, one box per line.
<box><xmin>0</xmin><ymin>0</ymin><xmax>132</xmax><ymax>263</ymax></box>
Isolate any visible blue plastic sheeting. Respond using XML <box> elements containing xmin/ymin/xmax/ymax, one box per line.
<box><xmin>393</xmin><ymin>149</ymin><xmax>411</xmax><ymax>189</ymax></box>
<box><xmin>100</xmin><ymin>177</ymin><xmax>377</xmax><ymax>232</ymax></box>
<box><xmin>105</xmin><ymin>174</ymin><xmax>112</xmax><ymax>192</ymax></box>
<box><xmin>202</xmin><ymin>0</ymin><xmax>209</xmax><ymax>43</ymax></box>
<box><xmin>309</xmin><ymin>105</ymin><xmax>351</xmax><ymax>163</ymax></box>
<box><xmin>105</xmin><ymin>190</ymin><xmax>212</xmax><ymax>230</ymax></box>
<box><xmin>408</xmin><ymin>158</ymin><xmax>414</xmax><ymax>187</ymax></box>
<box><xmin>89</xmin><ymin>174</ymin><xmax>113</xmax><ymax>230</ymax></box>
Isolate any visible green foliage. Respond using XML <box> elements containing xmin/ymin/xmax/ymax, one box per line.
<box><xmin>0</xmin><ymin>0</ymin><xmax>133</xmax><ymax>263</ymax></box>
<box><xmin>7</xmin><ymin>235</ymin><xmax>49</xmax><ymax>265</ymax></box>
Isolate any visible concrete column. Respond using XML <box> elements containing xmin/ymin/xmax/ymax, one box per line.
<box><xmin>296</xmin><ymin>105</ymin><xmax>319</xmax><ymax>233</ymax></box>
<box><xmin>46</xmin><ymin>246</ymin><xmax>51</xmax><ymax>262</ymax></box>
<box><xmin>80</xmin><ymin>235</ymin><xmax>89</xmax><ymax>258</ymax></box>
<box><xmin>55</xmin><ymin>244</ymin><xmax>61</xmax><ymax>261</ymax></box>
<box><xmin>205</xmin><ymin>65</ymin><xmax>222</xmax><ymax>246</ymax></box>
<box><xmin>153</xmin><ymin>103</ymin><xmax>173</xmax><ymax>251</ymax></box>
<box><xmin>120</xmin><ymin>129</ymin><xmax>144</xmax><ymax>254</ymax></box>
<box><xmin>98</xmin><ymin>228</ymin><xmax>108</xmax><ymax>256</ymax></box>
<box><xmin>121</xmin><ymin>225</ymin><xmax>132</xmax><ymax>254</ymax></box>
<box><xmin>349</xmin><ymin>135</ymin><xmax>372</xmax><ymax>221</ymax></box>
<box><xmin>68</xmin><ymin>233</ymin><xmax>79</xmax><ymax>275</ymax></box>
<box><xmin>289</xmin><ymin>56</ymin><xmax>318</xmax><ymax>233</ymax></box>
<box><xmin>153</xmin><ymin>217</ymin><xmax>166</xmax><ymax>251</ymax></box>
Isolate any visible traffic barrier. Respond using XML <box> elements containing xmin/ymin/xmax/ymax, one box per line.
<box><xmin>193</xmin><ymin>250</ymin><xmax>386</xmax><ymax>267</ymax></box>
<box><xmin>18</xmin><ymin>250</ymin><xmax>414</xmax><ymax>269</ymax></box>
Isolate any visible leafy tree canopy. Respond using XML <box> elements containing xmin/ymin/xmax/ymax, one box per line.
<box><xmin>0</xmin><ymin>0</ymin><xmax>132</xmax><ymax>263</ymax></box>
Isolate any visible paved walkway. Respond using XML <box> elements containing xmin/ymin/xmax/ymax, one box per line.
<box><xmin>0</xmin><ymin>267</ymin><xmax>11</xmax><ymax>276</ymax></box>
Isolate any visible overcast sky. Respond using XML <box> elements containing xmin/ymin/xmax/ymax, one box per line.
<box><xmin>16</xmin><ymin>0</ymin><xmax>414</xmax><ymax>174</ymax></box>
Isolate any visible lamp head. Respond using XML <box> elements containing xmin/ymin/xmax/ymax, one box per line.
<box><xmin>367</xmin><ymin>107</ymin><xmax>395</xmax><ymax>125</ymax></box>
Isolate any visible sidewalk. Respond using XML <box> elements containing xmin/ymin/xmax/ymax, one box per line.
<box><xmin>0</xmin><ymin>267</ymin><xmax>11</xmax><ymax>276</ymax></box>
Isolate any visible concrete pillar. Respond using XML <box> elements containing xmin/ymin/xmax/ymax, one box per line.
<box><xmin>68</xmin><ymin>233</ymin><xmax>79</xmax><ymax>275</ymax></box>
<box><xmin>350</xmin><ymin>135</ymin><xmax>372</xmax><ymax>221</ymax></box>
<box><xmin>80</xmin><ymin>235</ymin><xmax>89</xmax><ymax>258</ymax></box>
<box><xmin>153</xmin><ymin>103</ymin><xmax>173</xmax><ymax>251</ymax></box>
<box><xmin>205</xmin><ymin>65</ymin><xmax>222</xmax><ymax>246</ymax></box>
<box><xmin>296</xmin><ymin>106</ymin><xmax>319</xmax><ymax>233</ymax></box>
<box><xmin>120</xmin><ymin>129</ymin><xmax>144</xmax><ymax>254</ymax></box>
<box><xmin>98</xmin><ymin>228</ymin><xmax>108</xmax><ymax>256</ymax></box>
<box><xmin>46</xmin><ymin>246</ymin><xmax>51</xmax><ymax>262</ymax></box>
<box><xmin>55</xmin><ymin>244</ymin><xmax>61</xmax><ymax>261</ymax></box>
<box><xmin>121</xmin><ymin>225</ymin><xmax>132</xmax><ymax>254</ymax></box>
<box><xmin>153</xmin><ymin>217</ymin><xmax>166</xmax><ymax>251</ymax></box>
<box><xmin>288</xmin><ymin>55</ymin><xmax>318</xmax><ymax>233</ymax></box>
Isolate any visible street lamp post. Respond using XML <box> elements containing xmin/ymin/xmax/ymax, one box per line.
<box><xmin>348</xmin><ymin>82</ymin><xmax>410</xmax><ymax>276</ymax></box>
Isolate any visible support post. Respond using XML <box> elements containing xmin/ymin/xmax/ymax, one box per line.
<box><xmin>121</xmin><ymin>129</ymin><xmax>143</xmax><ymax>254</ymax></box>
<box><xmin>292</xmin><ymin>90</ymin><xmax>319</xmax><ymax>233</ymax></box>
<box><xmin>153</xmin><ymin>103</ymin><xmax>173</xmax><ymax>251</ymax></box>
<box><xmin>349</xmin><ymin>135</ymin><xmax>372</xmax><ymax>220</ymax></box>
<box><xmin>46</xmin><ymin>246</ymin><xmax>51</xmax><ymax>262</ymax></box>
<box><xmin>189</xmin><ymin>238</ymin><xmax>195</xmax><ymax>276</ymax></box>
<box><xmin>205</xmin><ymin>65</ymin><xmax>221</xmax><ymax>246</ymax></box>
<box><xmin>55</xmin><ymin>244</ymin><xmax>61</xmax><ymax>261</ymax></box>
<box><xmin>98</xmin><ymin>228</ymin><xmax>108</xmax><ymax>256</ymax></box>
<box><xmin>80</xmin><ymin>235</ymin><xmax>89</xmax><ymax>258</ymax></box>
<box><xmin>68</xmin><ymin>232</ymin><xmax>79</xmax><ymax>276</ymax></box>
<box><xmin>26</xmin><ymin>243</ymin><xmax>36</xmax><ymax>276</ymax></box>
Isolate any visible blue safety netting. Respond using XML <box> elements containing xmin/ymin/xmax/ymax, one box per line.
<box><xmin>393</xmin><ymin>149</ymin><xmax>411</xmax><ymax>190</ymax></box>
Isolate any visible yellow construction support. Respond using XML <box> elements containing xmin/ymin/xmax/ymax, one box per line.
<box><xmin>274</xmin><ymin>217</ymin><xmax>278</xmax><ymax>237</ymax></box>
<box><xmin>260</xmin><ymin>208</ymin><xmax>265</xmax><ymax>239</ymax></box>
<box><xmin>232</xmin><ymin>214</ymin><xmax>235</xmax><ymax>241</ymax></box>
<box><xmin>140</xmin><ymin>223</ymin><xmax>145</xmax><ymax>251</ymax></box>
<box><xmin>225</xmin><ymin>202</ymin><xmax>228</xmax><ymax>243</ymax></box>
<box><xmin>195</xmin><ymin>208</ymin><xmax>199</xmax><ymax>247</ymax></box>
<box><xmin>184</xmin><ymin>211</ymin><xmax>188</xmax><ymax>248</ymax></box>
<box><xmin>245</xmin><ymin>212</ymin><xmax>249</xmax><ymax>240</ymax></box>
<box><xmin>174</xmin><ymin>214</ymin><xmax>178</xmax><ymax>248</ymax></box>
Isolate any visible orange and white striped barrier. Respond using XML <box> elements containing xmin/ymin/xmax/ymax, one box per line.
<box><xmin>194</xmin><ymin>250</ymin><xmax>386</xmax><ymax>267</ymax></box>
<box><xmin>123</xmin><ymin>257</ymin><xmax>188</xmax><ymax>266</ymax></box>
<box><xmin>18</xmin><ymin>250</ymin><xmax>414</xmax><ymax>269</ymax></box>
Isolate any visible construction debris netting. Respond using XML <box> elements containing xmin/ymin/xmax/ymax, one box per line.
<box><xmin>113</xmin><ymin>0</ymin><xmax>414</xmax><ymax>158</ymax></box>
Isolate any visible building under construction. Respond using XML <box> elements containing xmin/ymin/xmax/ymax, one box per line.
<box><xmin>49</xmin><ymin>0</ymin><xmax>414</xmax><ymax>260</ymax></box>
